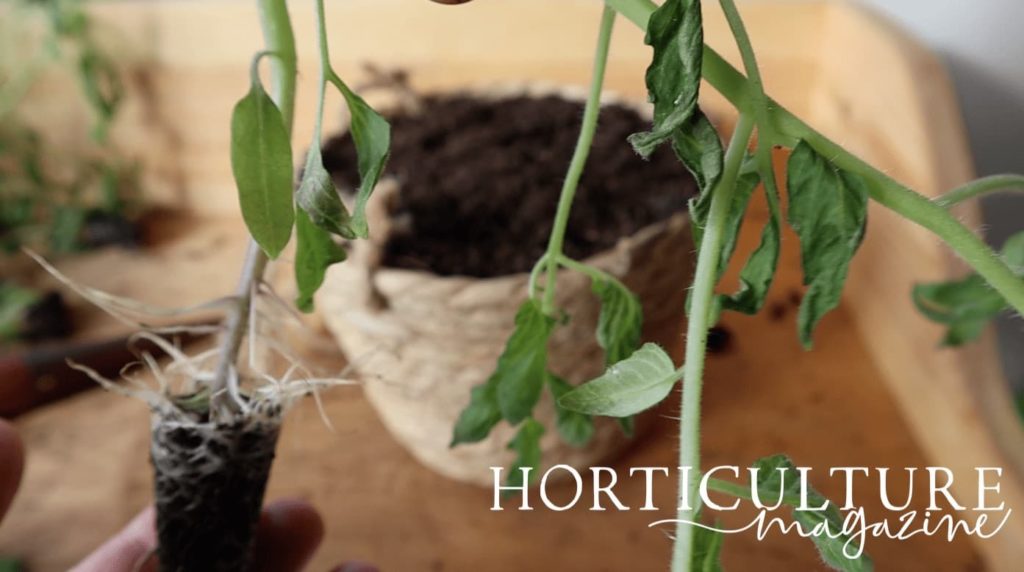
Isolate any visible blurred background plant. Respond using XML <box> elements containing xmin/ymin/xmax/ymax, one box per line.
<box><xmin>1</xmin><ymin>0</ymin><xmax>140</xmax><ymax>343</ymax></box>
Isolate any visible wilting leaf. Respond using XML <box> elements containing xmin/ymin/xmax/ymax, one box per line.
<box><xmin>294</xmin><ymin>209</ymin><xmax>346</xmax><ymax>313</ymax></box>
<box><xmin>913</xmin><ymin>231</ymin><xmax>1024</xmax><ymax>345</ymax></box>
<box><xmin>592</xmin><ymin>276</ymin><xmax>643</xmax><ymax>366</ymax></box>
<box><xmin>673</xmin><ymin>111</ymin><xmax>725</xmax><ymax>196</ymax></box>
<box><xmin>786</xmin><ymin>141</ymin><xmax>869</xmax><ymax>348</ymax></box>
<box><xmin>506</xmin><ymin>418</ymin><xmax>545</xmax><ymax>489</ymax></box>
<box><xmin>334</xmin><ymin>78</ymin><xmax>391</xmax><ymax>239</ymax></box>
<box><xmin>230</xmin><ymin>75</ymin><xmax>294</xmax><ymax>258</ymax></box>
<box><xmin>494</xmin><ymin>300</ymin><xmax>557</xmax><ymax>424</ymax></box>
<box><xmin>547</xmin><ymin>373</ymin><xmax>594</xmax><ymax>447</ymax></box>
<box><xmin>628</xmin><ymin>0</ymin><xmax>705</xmax><ymax>157</ymax></box>
<box><xmin>751</xmin><ymin>455</ymin><xmax>874</xmax><ymax>572</ymax></box>
<box><xmin>451</xmin><ymin>376</ymin><xmax>503</xmax><ymax>446</ymax></box>
<box><xmin>558</xmin><ymin>343</ymin><xmax>679</xmax><ymax>417</ymax></box>
<box><xmin>297</xmin><ymin>146</ymin><xmax>354</xmax><ymax>238</ymax></box>
<box><xmin>691</xmin><ymin>512</ymin><xmax>725</xmax><ymax>572</ymax></box>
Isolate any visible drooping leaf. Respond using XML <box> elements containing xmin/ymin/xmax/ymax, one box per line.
<box><xmin>751</xmin><ymin>455</ymin><xmax>874</xmax><ymax>572</ymax></box>
<box><xmin>450</xmin><ymin>376</ymin><xmax>503</xmax><ymax>446</ymax></box>
<box><xmin>494</xmin><ymin>300</ymin><xmax>557</xmax><ymax>424</ymax></box>
<box><xmin>333</xmin><ymin>78</ymin><xmax>391</xmax><ymax>239</ymax></box>
<box><xmin>723</xmin><ymin>193</ymin><xmax>781</xmax><ymax>314</ymax></box>
<box><xmin>592</xmin><ymin>276</ymin><xmax>643</xmax><ymax>366</ymax></box>
<box><xmin>691</xmin><ymin>512</ymin><xmax>725</xmax><ymax>572</ymax></box>
<box><xmin>912</xmin><ymin>231</ymin><xmax>1024</xmax><ymax>345</ymax></box>
<box><xmin>558</xmin><ymin>343</ymin><xmax>679</xmax><ymax>417</ymax></box>
<box><xmin>546</xmin><ymin>373</ymin><xmax>594</xmax><ymax>447</ymax></box>
<box><xmin>230</xmin><ymin>75</ymin><xmax>294</xmax><ymax>258</ymax></box>
<box><xmin>673</xmin><ymin>111</ymin><xmax>725</xmax><ymax>196</ymax></box>
<box><xmin>297</xmin><ymin>146</ymin><xmax>354</xmax><ymax>238</ymax></box>
<box><xmin>294</xmin><ymin>209</ymin><xmax>346</xmax><ymax>313</ymax></box>
<box><xmin>786</xmin><ymin>141</ymin><xmax>869</xmax><ymax>348</ymax></box>
<box><xmin>690</xmin><ymin>155</ymin><xmax>760</xmax><ymax>278</ymax></box>
<box><xmin>628</xmin><ymin>0</ymin><xmax>705</xmax><ymax>157</ymax></box>
<box><xmin>617</xmin><ymin>415</ymin><xmax>636</xmax><ymax>437</ymax></box>
<box><xmin>0</xmin><ymin>283</ymin><xmax>40</xmax><ymax>341</ymax></box>
<box><xmin>505</xmin><ymin>418</ymin><xmax>545</xmax><ymax>489</ymax></box>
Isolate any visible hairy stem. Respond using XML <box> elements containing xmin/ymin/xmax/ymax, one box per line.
<box><xmin>672</xmin><ymin>114</ymin><xmax>754</xmax><ymax>571</ymax></box>
<box><xmin>211</xmin><ymin>0</ymin><xmax>297</xmax><ymax>408</ymax></box>
<box><xmin>539</xmin><ymin>6</ymin><xmax>616</xmax><ymax>315</ymax></box>
<box><xmin>605</xmin><ymin>0</ymin><xmax>1024</xmax><ymax>318</ymax></box>
<box><xmin>935</xmin><ymin>174</ymin><xmax>1024</xmax><ymax>207</ymax></box>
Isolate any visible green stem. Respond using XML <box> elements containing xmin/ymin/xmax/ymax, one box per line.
<box><xmin>935</xmin><ymin>174</ymin><xmax>1024</xmax><ymax>207</ymax></box>
<box><xmin>672</xmin><ymin>114</ymin><xmax>755</xmax><ymax>571</ymax></box>
<box><xmin>605</xmin><ymin>0</ymin><xmax>1024</xmax><ymax>332</ymax></box>
<box><xmin>539</xmin><ymin>6</ymin><xmax>616</xmax><ymax>315</ymax></box>
<box><xmin>211</xmin><ymin>0</ymin><xmax>297</xmax><ymax>407</ymax></box>
<box><xmin>705</xmin><ymin>477</ymin><xmax>802</xmax><ymax>507</ymax></box>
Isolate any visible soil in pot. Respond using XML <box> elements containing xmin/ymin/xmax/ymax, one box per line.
<box><xmin>322</xmin><ymin>93</ymin><xmax>699</xmax><ymax>276</ymax></box>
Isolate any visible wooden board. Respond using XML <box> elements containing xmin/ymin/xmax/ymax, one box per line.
<box><xmin>2</xmin><ymin>0</ymin><xmax>1018</xmax><ymax>569</ymax></box>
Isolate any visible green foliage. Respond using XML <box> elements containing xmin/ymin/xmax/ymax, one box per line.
<box><xmin>786</xmin><ymin>141</ymin><xmax>869</xmax><ymax>348</ymax></box>
<box><xmin>495</xmin><ymin>300</ymin><xmax>557</xmax><ymax>424</ymax></box>
<box><xmin>0</xmin><ymin>283</ymin><xmax>39</xmax><ymax>341</ymax></box>
<box><xmin>546</xmin><ymin>373</ymin><xmax>594</xmax><ymax>447</ymax></box>
<box><xmin>752</xmin><ymin>455</ymin><xmax>874</xmax><ymax>572</ymax></box>
<box><xmin>913</xmin><ymin>231</ymin><xmax>1024</xmax><ymax>345</ymax></box>
<box><xmin>333</xmin><ymin>78</ymin><xmax>391</xmax><ymax>239</ymax></box>
<box><xmin>296</xmin><ymin>146</ymin><xmax>354</xmax><ymax>238</ymax></box>
<box><xmin>450</xmin><ymin>377</ymin><xmax>503</xmax><ymax>447</ymax></box>
<box><xmin>592</xmin><ymin>276</ymin><xmax>643</xmax><ymax>366</ymax></box>
<box><xmin>690</xmin><ymin>513</ymin><xmax>725</xmax><ymax>572</ymax></box>
<box><xmin>506</xmin><ymin>418</ymin><xmax>545</xmax><ymax>489</ymax></box>
<box><xmin>628</xmin><ymin>0</ymin><xmax>704</xmax><ymax>157</ymax></box>
<box><xmin>294</xmin><ymin>209</ymin><xmax>346</xmax><ymax>312</ymax></box>
<box><xmin>558</xmin><ymin>343</ymin><xmax>679</xmax><ymax>417</ymax></box>
<box><xmin>230</xmin><ymin>61</ymin><xmax>295</xmax><ymax>258</ymax></box>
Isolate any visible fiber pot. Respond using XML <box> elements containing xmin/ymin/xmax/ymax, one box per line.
<box><xmin>318</xmin><ymin>86</ymin><xmax>694</xmax><ymax>486</ymax></box>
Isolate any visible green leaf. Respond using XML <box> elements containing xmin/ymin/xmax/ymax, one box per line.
<box><xmin>546</xmin><ymin>373</ymin><xmax>594</xmax><ymax>447</ymax></box>
<box><xmin>0</xmin><ymin>283</ymin><xmax>40</xmax><ymax>341</ymax></box>
<box><xmin>672</xmin><ymin>111</ymin><xmax>725</xmax><ymax>195</ymax></box>
<box><xmin>297</xmin><ymin>146</ymin><xmax>355</xmax><ymax>239</ymax></box>
<box><xmin>691</xmin><ymin>155</ymin><xmax>759</xmax><ymax>278</ymax></box>
<box><xmin>494</xmin><ymin>300</ymin><xmax>557</xmax><ymax>424</ymax></box>
<box><xmin>592</xmin><ymin>276</ymin><xmax>643</xmax><ymax>366</ymax></box>
<box><xmin>691</xmin><ymin>512</ymin><xmax>725</xmax><ymax>572</ymax></box>
<box><xmin>558</xmin><ymin>343</ymin><xmax>679</xmax><ymax>417</ymax></box>
<box><xmin>49</xmin><ymin>205</ymin><xmax>86</xmax><ymax>253</ymax></box>
<box><xmin>628</xmin><ymin>0</ymin><xmax>705</xmax><ymax>157</ymax></box>
<box><xmin>617</xmin><ymin>415</ymin><xmax>636</xmax><ymax>437</ymax></box>
<box><xmin>506</xmin><ymin>418</ymin><xmax>545</xmax><ymax>489</ymax></box>
<box><xmin>450</xmin><ymin>377</ymin><xmax>503</xmax><ymax>446</ymax></box>
<box><xmin>912</xmin><ymin>231</ymin><xmax>1024</xmax><ymax>346</ymax></box>
<box><xmin>723</xmin><ymin>199</ymin><xmax>781</xmax><ymax>314</ymax></box>
<box><xmin>294</xmin><ymin>209</ymin><xmax>346</xmax><ymax>313</ymax></box>
<box><xmin>786</xmin><ymin>141</ymin><xmax>869</xmax><ymax>348</ymax></box>
<box><xmin>751</xmin><ymin>455</ymin><xmax>874</xmax><ymax>572</ymax></box>
<box><xmin>230</xmin><ymin>76</ymin><xmax>294</xmax><ymax>258</ymax></box>
<box><xmin>334</xmin><ymin>79</ymin><xmax>391</xmax><ymax>239</ymax></box>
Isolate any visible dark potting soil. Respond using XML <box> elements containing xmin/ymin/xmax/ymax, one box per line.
<box><xmin>322</xmin><ymin>93</ymin><xmax>702</xmax><ymax>277</ymax></box>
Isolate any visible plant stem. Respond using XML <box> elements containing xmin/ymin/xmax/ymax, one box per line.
<box><xmin>672</xmin><ymin>114</ymin><xmax>754</xmax><ymax>571</ymax></box>
<box><xmin>605</xmin><ymin>0</ymin><xmax>1024</xmax><ymax>335</ymax></box>
<box><xmin>211</xmin><ymin>0</ymin><xmax>297</xmax><ymax>408</ymax></box>
<box><xmin>539</xmin><ymin>6</ymin><xmax>616</xmax><ymax>315</ymax></box>
<box><xmin>935</xmin><ymin>174</ymin><xmax>1024</xmax><ymax>207</ymax></box>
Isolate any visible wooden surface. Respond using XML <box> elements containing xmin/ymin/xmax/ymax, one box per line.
<box><xmin>1</xmin><ymin>0</ymin><xmax>1018</xmax><ymax>569</ymax></box>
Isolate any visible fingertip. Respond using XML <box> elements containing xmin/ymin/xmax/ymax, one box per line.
<box><xmin>252</xmin><ymin>498</ymin><xmax>324</xmax><ymax>572</ymax></box>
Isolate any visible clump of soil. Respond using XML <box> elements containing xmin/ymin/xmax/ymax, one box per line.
<box><xmin>322</xmin><ymin>93</ymin><xmax>700</xmax><ymax>277</ymax></box>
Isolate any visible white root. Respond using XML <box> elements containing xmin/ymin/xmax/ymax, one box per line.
<box><xmin>29</xmin><ymin>250</ymin><xmax>363</xmax><ymax>425</ymax></box>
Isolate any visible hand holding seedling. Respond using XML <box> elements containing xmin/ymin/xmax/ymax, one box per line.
<box><xmin>0</xmin><ymin>419</ymin><xmax>368</xmax><ymax>572</ymax></box>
